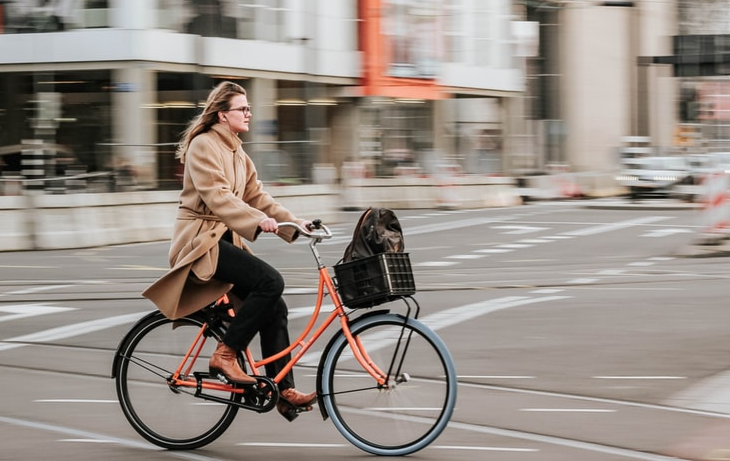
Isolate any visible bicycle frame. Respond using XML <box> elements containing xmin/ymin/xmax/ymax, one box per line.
<box><xmin>167</xmin><ymin>223</ymin><xmax>391</xmax><ymax>396</ymax></box>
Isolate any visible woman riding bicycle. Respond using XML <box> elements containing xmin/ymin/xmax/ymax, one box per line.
<box><xmin>142</xmin><ymin>81</ymin><xmax>316</xmax><ymax>419</ymax></box>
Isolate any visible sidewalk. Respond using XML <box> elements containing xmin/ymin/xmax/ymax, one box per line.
<box><xmin>2</xmin><ymin>173</ymin><xmax>729</xmax><ymax>253</ymax></box>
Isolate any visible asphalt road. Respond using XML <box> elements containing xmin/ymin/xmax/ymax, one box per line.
<box><xmin>1</xmin><ymin>199</ymin><xmax>730</xmax><ymax>461</ymax></box>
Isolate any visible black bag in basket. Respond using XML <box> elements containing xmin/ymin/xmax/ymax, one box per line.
<box><xmin>341</xmin><ymin>207</ymin><xmax>404</xmax><ymax>263</ymax></box>
<box><xmin>336</xmin><ymin>207</ymin><xmax>414</xmax><ymax>308</ymax></box>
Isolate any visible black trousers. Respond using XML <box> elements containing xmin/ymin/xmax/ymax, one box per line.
<box><xmin>213</xmin><ymin>238</ymin><xmax>295</xmax><ymax>390</ymax></box>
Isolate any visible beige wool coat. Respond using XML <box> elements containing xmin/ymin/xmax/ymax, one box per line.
<box><xmin>142</xmin><ymin>124</ymin><xmax>301</xmax><ymax>319</ymax></box>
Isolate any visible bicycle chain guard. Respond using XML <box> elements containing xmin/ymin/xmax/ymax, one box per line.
<box><xmin>191</xmin><ymin>372</ymin><xmax>278</xmax><ymax>413</ymax></box>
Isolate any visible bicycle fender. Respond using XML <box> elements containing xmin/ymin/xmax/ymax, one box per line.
<box><xmin>315</xmin><ymin>309</ymin><xmax>391</xmax><ymax>420</ymax></box>
<box><xmin>110</xmin><ymin>310</ymin><xmax>165</xmax><ymax>379</ymax></box>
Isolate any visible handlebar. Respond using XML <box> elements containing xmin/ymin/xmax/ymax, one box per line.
<box><xmin>278</xmin><ymin>220</ymin><xmax>333</xmax><ymax>240</ymax></box>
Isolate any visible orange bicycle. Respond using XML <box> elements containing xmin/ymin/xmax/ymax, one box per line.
<box><xmin>111</xmin><ymin>221</ymin><xmax>457</xmax><ymax>456</ymax></box>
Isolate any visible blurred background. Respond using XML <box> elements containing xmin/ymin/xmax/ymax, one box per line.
<box><xmin>0</xmin><ymin>0</ymin><xmax>717</xmax><ymax>189</ymax></box>
<box><xmin>1</xmin><ymin>1</ymin><xmax>730</xmax><ymax>233</ymax></box>
<box><xmin>5</xmin><ymin>4</ymin><xmax>730</xmax><ymax>458</ymax></box>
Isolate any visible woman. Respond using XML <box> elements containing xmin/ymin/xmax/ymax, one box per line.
<box><xmin>143</xmin><ymin>81</ymin><xmax>316</xmax><ymax>420</ymax></box>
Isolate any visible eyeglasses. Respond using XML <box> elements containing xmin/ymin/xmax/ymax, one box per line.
<box><xmin>227</xmin><ymin>106</ymin><xmax>252</xmax><ymax>115</ymax></box>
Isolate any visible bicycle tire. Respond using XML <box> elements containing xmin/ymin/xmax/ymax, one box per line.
<box><xmin>320</xmin><ymin>313</ymin><xmax>457</xmax><ymax>456</ymax></box>
<box><xmin>113</xmin><ymin>311</ymin><xmax>241</xmax><ymax>450</ymax></box>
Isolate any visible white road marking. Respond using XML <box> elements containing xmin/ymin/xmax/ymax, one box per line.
<box><xmin>474</xmin><ymin>248</ymin><xmax>511</xmax><ymax>254</ymax></box>
<box><xmin>567</xmin><ymin>278</ymin><xmax>598</xmax><ymax>284</ymax></box>
<box><xmin>593</xmin><ymin>376</ymin><xmax>687</xmax><ymax>380</ymax></box>
<box><xmin>415</xmin><ymin>261</ymin><xmax>458</xmax><ymax>267</ymax></box>
<box><xmin>114</xmin><ymin>265</ymin><xmax>168</xmax><ymax>271</ymax></box>
<box><xmin>520</xmin><ymin>408</ymin><xmax>616</xmax><ymax>413</ymax></box>
<box><xmin>431</xmin><ymin>445</ymin><xmax>538</xmax><ymax>452</ymax></box>
<box><xmin>492</xmin><ymin>225</ymin><xmax>548</xmax><ymax>235</ymax></box>
<box><xmin>460</xmin><ymin>375</ymin><xmax>535</xmax><ymax>379</ymax></box>
<box><xmin>0</xmin><ymin>312</ymin><xmax>147</xmax><ymax>352</ymax></box>
<box><xmin>287</xmin><ymin>305</ymin><xmax>336</xmax><ymax>320</ymax></box>
<box><xmin>496</xmin><ymin>244</ymin><xmax>533</xmax><ymax>249</ymax></box>
<box><xmin>598</xmin><ymin>269</ymin><xmax>627</xmax><ymax>275</ymax></box>
<box><xmin>0</xmin><ymin>304</ymin><xmax>76</xmax><ymax>324</ymax></box>
<box><xmin>238</xmin><ymin>442</ymin><xmax>347</xmax><ymax>448</ymax></box>
<box><xmin>284</xmin><ymin>287</ymin><xmax>318</xmax><ymax>295</ymax></box>
<box><xmin>59</xmin><ymin>439</ymin><xmax>117</xmax><ymax>444</ymax></box>
<box><xmin>563</xmin><ymin>216</ymin><xmax>671</xmax><ymax>237</ymax></box>
<box><xmin>0</xmin><ymin>265</ymin><xmax>56</xmax><ymax>269</ymax></box>
<box><xmin>0</xmin><ymin>416</ymin><xmax>222</xmax><ymax>461</ymax></box>
<box><xmin>2</xmin><ymin>285</ymin><xmax>72</xmax><ymax>295</ymax></box>
<box><xmin>400</xmin><ymin>215</ymin><xmax>518</xmax><ymax>237</ymax></box>
<box><xmin>369</xmin><ymin>407</ymin><xmax>442</xmax><ymax>411</ymax></box>
<box><xmin>628</xmin><ymin>261</ymin><xmax>654</xmax><ymax>267</ymax></box>
<box><xmin>665</xmin><ymin>369</ymin><xmax>730</xmax><ymax>413</ymax></box>
<box><xmin>447</xmin><ymin>254</ymin><xmax>487</xmax><ymax>260</ymax></box>
<box><xmin>342</xmin><ymin>407</ymin><xmax>684</xmax><ymax>461</ymax></box>
<box><xmin>641</xmin><ymin>228</ymin><xmax>693</xmax><ymax>238</ymax></box>
<box><xmin>299</xmin><ymin>295</ymin><xmax>569</xmax><ymax>367</ymax></box>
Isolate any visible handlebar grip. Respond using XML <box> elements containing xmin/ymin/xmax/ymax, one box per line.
<box><xmin>278</xmin><ymin>220</ymin><xmax>332</xmax><ymax>239</ymax></box>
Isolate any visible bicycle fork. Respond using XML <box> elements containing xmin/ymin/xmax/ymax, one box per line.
<box><xmin>340</xmin><ymin>312</ymin><xmax>414</xmax><ymax>389</ymax></box>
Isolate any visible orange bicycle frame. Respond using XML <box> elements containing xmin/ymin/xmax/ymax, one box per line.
<box><xmin>168</xmin><ymin>223</ymin><xmax>389</xmax><ymax>392</ymax></box>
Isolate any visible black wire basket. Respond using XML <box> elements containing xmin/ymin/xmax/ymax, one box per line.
<box><xmin>334</xmin><ymin>252</ymin><xmax>416</xmax><ymax>309</ymax></box>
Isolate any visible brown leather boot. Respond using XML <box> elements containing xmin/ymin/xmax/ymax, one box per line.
<box><xmin>209</xmin><ymin>342</ymin><xmax>256</xmax><ymax>385</ymax></box>
<box><xmin>277</xmin><ymin>388</ymin><xmax>317</xmax><ymax>422</ymax></box>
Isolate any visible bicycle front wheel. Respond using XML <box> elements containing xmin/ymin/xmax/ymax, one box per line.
<box><xmin>320</xmin><ymin>313</ymin><xmax>457</xmax><ymax>456</ymax></box>
<box><xmin>113</xmin><ymin>311</ymin><xmax>241</xmax><ymax>450</ymax></box>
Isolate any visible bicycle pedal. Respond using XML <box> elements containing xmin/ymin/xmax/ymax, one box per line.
<box><xmin>212</xmin><ymin>372</ymin><xmax>229</xmax><ymax>384</ymax></box>
<box><xmin>277</xmin><ymin>400</ymin><xmax>303</xmax><ymax>422</ymax></box>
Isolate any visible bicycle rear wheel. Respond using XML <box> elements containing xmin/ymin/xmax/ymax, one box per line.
<box><xmin>113</xmin><ymin>311</ymin><xmax>241</xmax><ymax>450</ymax></box>
<box><xmin>320</xmin><ymin>313</ymin><xmax>457</xmax><ymax>456</ymax></box>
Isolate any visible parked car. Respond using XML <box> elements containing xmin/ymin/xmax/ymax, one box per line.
<box><xmin>616</xmin><ymin>156</ymin><xmax>692</xmax><ymax>200</ymax></box>
<box><xmin>707</xmin><ymin>152</ymin><xmax>730</xmax><ymax>176</ymax></box>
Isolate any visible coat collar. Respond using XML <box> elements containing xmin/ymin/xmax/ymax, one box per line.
<box><xmin>209</xmin><ymin>123</ymin><xmax>243</xmax><ymax>152</ymax></box>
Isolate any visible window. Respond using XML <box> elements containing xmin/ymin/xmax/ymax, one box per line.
<box><xmin>0</xmin><ymin>0</ymin><xmax>109</xmax><ymax>33</ymax></box>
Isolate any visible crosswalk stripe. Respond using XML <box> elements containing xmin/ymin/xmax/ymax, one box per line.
<box><xmin>0</xmin><ymin>312</ymin><xmax>146</xmax><ymax>352</ymax></box>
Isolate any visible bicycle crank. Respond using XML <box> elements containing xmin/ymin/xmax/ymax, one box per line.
<box><xmin>192</xmin><ymin>372</ymin><xmax>278</xmax><ymax>413</ymax></box>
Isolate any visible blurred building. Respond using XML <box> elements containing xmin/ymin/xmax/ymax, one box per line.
<box><xmin>0</xmin><ymin>0</ymin><xmax>528</xmax><ymax>190</ymax></box>
<box><xmin>661</xmin><ymin>0</ymin><xmax>730</xmax><ymax>152</ymax></box>
<box><xmin>525</xmin><ymin>0</ymin><xmax>678</xmax><ymax>172</ymax></box>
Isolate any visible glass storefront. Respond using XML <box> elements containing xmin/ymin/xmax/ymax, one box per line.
<box><xmin>153</xmin><ymin>73</ymin><xmax>338</xmax><ymax>188</ymax></box>
<box><xmin>0</xmin><ymin>68</ymin><xmax>499</xmax><ymax>193</ymax></box>
<box><xmin>0</xmin><ymin>1</ymin><xmax>503</xmax><ymax>194</ymax></box>
<box><xmin>359</xmin><ymin>99</ymin><xmax>434</xmax><ymax>176</ymax></box>
<box><xmin>0</xmin><ymin>0</ymin><xmax>109</xmax><ymax>33</ymax></box>
<box><xmin>0</xmin><ymin>71</ymin><xmax>113</xmax><ymax>191</ymax></box>
<box><xmin>155</xmin><ymin>0</ymin><xmax>296</xmax><ymax>41</ymax></box>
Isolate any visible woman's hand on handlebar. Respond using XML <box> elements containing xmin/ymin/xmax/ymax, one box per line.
<box><xmin>277</xmin><ymin>220</ymin><xmax>332</xmax><ymax>239</ymax></box>
<box><xmin>259</xmin><ymin>217</ymin><xmax>279</xmax><ymax>233</ymax></box>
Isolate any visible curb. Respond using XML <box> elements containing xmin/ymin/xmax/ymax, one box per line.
<box><xmin>582</xmin><ymin>200</ymin><xmax>701</xmax><ymax>212</ymax></box>
<box><xmin>675</xmin><ymin>235</ymin><xmax>730</xmax><ymax>258</ymax></box>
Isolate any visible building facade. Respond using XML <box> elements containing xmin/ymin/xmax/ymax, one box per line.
<box><xmin>0</xmin><ymin>0</ymin><xmax>526</xmax><ymax>192</ymax></box>
<box><xmin>526</xmin><ymin>0</ymin><xmax>678</xmax><ymax>173</ymax></box>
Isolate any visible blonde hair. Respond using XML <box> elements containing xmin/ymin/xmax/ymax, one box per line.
<box><xmin>176</xmin><ymin>81</ymin><xmax>247</xmax><ymax>163</ymax></box>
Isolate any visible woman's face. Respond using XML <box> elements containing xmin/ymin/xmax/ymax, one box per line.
<box><xmin>220</xmin><ymin>94</ymin><xmax>251</xmax><ymax>134</ymax></box>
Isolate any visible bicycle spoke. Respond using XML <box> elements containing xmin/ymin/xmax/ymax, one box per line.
<box><xmin>321</xmin><ymin>314</ymin><xmax>457</xmax><ymax>456</ymax></box>
<box><xmin>114</xmin><ymin>312</ymin><xmax>240</xmax><ymax>450</ymax></box>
